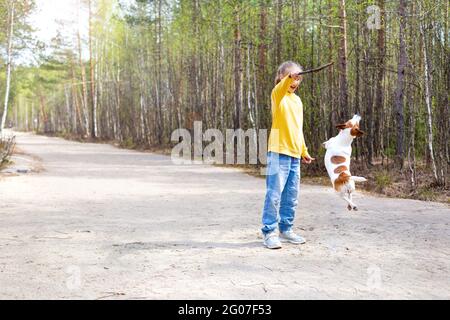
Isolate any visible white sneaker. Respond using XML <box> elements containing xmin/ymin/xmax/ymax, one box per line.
<box><xmin>263</xmin><ymin>232</ymin><xmax>282</xmax><ymax>249</ymax></box>
<box><xmin>279</xmin><ymin>230</ymin><xmax>306</xmax><ymax>244</ymax></box>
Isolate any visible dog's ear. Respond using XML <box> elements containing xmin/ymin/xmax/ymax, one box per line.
<box><xmin>336</xmin><ymin>123</ymin><xmax>348</xmax><ymax>130</ymax></box>
<box><xmin>351</xmin><ymin>128</ymin><xmax>365</xmax><ymax>137</ymax></box>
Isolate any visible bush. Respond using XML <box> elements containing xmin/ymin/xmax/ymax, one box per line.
<box><xmin>416</xmin><ymin>186</ymin><xmax>439</xmax><ymax>201</ymax></box>
<box><xmin>374</xmin><ymin>171</ymin><xmax>392</xmax><ymax>191</ymax></box>
<box><xmin>0</xmin><ymin>134</ymin><xmax>16</xmax><ymax>169</ymax></box>
<box><xmin>120</xmin><ymin>137</ymin><xmax>136</xmax><ymax>149</ymax></box>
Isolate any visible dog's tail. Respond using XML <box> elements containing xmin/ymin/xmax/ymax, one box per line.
<box><xmin>350</xmin><ymin>176</ymin><xmax>367</xmax><ymax>182</ymax></box>
<box><xmin>322</xmin><ymin>137</ymin><xmax>335</xmax><ymax>149</ymax></box>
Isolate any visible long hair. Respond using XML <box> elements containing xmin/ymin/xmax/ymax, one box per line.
<box><xmin>274</xmin><ymin>61</ymin><xmax>303</xmax><ymax>84</ymax></box>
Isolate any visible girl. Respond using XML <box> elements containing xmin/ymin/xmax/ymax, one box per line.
<box><xmin>262</xmin><ymin>61</ymin><xmax>315</xmax><ymax>249</ymax></box>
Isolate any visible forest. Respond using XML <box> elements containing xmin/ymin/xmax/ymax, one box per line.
<box><xmin>0</xmin><ymin>0</ymin><xmax>448</xmax><ymax>200</ymax></box>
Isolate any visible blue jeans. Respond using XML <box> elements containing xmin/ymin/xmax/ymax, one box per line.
<box><xmin>261</xmin><ymin>152</ymin><xmax>300</xmax><ymax>235</ymax></box>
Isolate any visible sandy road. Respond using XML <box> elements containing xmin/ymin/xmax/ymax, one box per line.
<box><xmin>0</xmin><ymin>130</ymin><xmax>449</xmax><ymax>299</ymax></box>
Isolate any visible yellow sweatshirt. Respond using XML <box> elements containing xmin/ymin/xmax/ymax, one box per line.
<box><xmin>267</xmin><ymin>74</ymin><xmax>310</xmax><ymax>159</ymax></box>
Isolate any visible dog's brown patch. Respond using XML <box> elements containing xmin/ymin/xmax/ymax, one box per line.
<box><xmin>350</xmin><ymin>123</ymin><xmax>364</xmax><ymax>137</ymax></box>
<box><xmin>334</xmin><ymin>165</ymin><xmax>348</xmax><ymax>174</ymax></box>
<box><xmin>334</xmin><ymin>172</ymin><xmax>351</xmax><ymax>191</ymax></box>
<box><xmin>336</xmin><ymin>121</ymin><xmax>353</xmax><ymax>130</ymax></box>
<box><xmin>331</xmin><ymin>155</ymin><xmax>346</xmax><ymax>164</ymax></box>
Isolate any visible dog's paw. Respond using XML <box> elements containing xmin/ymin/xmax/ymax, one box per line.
<box><xmin>347</xmin><ymin>204</ymin><xmax>352</xmax><ymax>211</ymax></box>
<box><xmin>352</xmin><ymin>206</ymin><xmax>358</xmax><ymax>211</ymax></box>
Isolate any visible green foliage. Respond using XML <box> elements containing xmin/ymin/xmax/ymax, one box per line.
<box><xmin>416</xmin><ymin>186</ymin><xmax>439</xmax><ymax>201</ymax></box>
<box><xmin>0</xmin><ymin>135</ymin><xmax>15</xmax><ymax>168</ymax></box>
<box><xmin>375</xmin><ymin>171</ymin><xmax>392</xmax><ymax>191</ymax></box>
<box><xmin>120</xmin><ymin>137</ymin><xmax>136</xmax><ymax>149</ymax></box>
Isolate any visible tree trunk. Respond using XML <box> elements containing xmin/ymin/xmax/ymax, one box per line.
<box><xmin>233</xmin><ymin>5</ymin><xmax>243</xmax><ymax>129</ymax></box>
<box><xmin>275</xmin><ymin>0</ymin><xmax>283</xmax><ymax>66</ymax></box>
<box><xmin>258</xmin><ymin>0</ymin><xmax>268</xmax><ymax>129</ymax></box>
<box><xmin>394</xmin><ymin>0</ymin><xmax>406</xmax><ymax>169</ymax></box>
<box><xmin>77</xmin><ymin>27</ymin><xmax>90</xmax><ymax>137</ymax></box>
<box><xmin>374</xmin><ymin>0</ymin><xmax>385</xmax><ymax>160</ymax></box>
<box><xmin>88</xmin><ymin>0</ymin><xmax>97</xmax><ymax>138</ymax></box>
<box><xmin>156</xmin><ymin>0</ymin><xmax>164</xmax><ymax>144</ymax></box>
<box><xmin>420</xmin><ymin>20</ymin><xmax>439</xmax><ymax>183</ymax></box>
<box><xmin>338</xmin><ymin>0</ymin><xmax>349</xmax><ymax>121</ymax></box>
<box><xmin>1</xmin><ymin>1</ymin><xmax>15</xmax><ymax>133</ymax></box>
<box><xmin>354</xmin><ymin>4</ymin><xmax>361</xmax><ymax>161</ymax></box>
<box><xmin>327</xmin><ymin>0</ymin><xmax>336</xmax><ymax>138</ymax></box>
<box><xmin>215</xmin><ymin>0</ymin><xmax>225</xmax><ymax>132</ymax></box>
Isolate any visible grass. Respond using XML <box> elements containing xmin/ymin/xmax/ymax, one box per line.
<box><xmin>0</xmin><ymin>158</ymin><xmax>12</xmax><ymax>171</ymax></box>
<box><xmin>374</xmin><ymin>171</ymin><xmax>393</xmax><ymax>192</ymax></box>
<box><xmin>416</xmin><ymin>186</ymin><xmax>439</xmax><ymax>202</ymax></box>
<box><xmin>120</xmin><ymin>137</ymin><xmax>136</xmax><ymax>149</ymax></box>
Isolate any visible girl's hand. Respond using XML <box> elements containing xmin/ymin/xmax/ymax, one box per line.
<box><xmin>301</xmin><ymin>155</ymin><xmax>315</xmax><ymax>164</ymax></box>
<box><xmin>290</xmin><ymin>72</ymin><xmax>301</xmax><ymax>81</ymax></box>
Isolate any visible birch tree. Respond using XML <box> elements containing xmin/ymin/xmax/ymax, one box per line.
<box><xmin>0</xmin><ymin>0</ymin><xmax>14</xmax><ymax>133</ymax></box>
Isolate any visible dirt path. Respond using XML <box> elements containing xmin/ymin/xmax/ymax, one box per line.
<box><xmin>0</xmin><ymin>130</ymin><xmax>449</xmax><ymax>299</ymax></box>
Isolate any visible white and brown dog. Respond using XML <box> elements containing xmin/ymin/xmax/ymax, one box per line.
<box><xmin>323</xmin><ymin>114</ymin><xmax>367</xmax><ymax>211</ymax></box>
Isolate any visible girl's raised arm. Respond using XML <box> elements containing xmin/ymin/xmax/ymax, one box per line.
<box><xmin>271</xmin><ymin>73</ymin><xmax>299</xmax><ymax>108</ymax></box>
